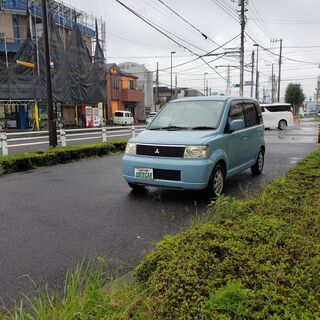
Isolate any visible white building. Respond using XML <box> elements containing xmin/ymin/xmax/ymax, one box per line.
<box><xmin>118</xmin><ymin>62</ymin><xmax>154</xmax><ymax>121</ymax></box>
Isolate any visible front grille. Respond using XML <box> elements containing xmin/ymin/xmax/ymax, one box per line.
<box><xmin>136</xmin><ymin>144</ymin><xmax>185</xmax><ymax>158</ymax></box>
<box><xmin>154</xmin><ymin>169</ymin><xmax>181</xmax><ymax>181</ymax></box>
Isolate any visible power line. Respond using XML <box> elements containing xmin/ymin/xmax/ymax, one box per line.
<box><xmin>115</xmin><ymin>0</ymin><xmax>208</xmax><ymax>53</ymax></box>
<box><xmin>157</xmin><ymin>0</ymin><xmax>220</xmax><ymax>46</ymax></box>
<box><xmin>245</xmin><ymin>32</ymin><xmax>320</xmax><ymax>65</ymax></box>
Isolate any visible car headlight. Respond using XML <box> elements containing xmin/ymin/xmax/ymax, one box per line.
<box><xmin>184</xmin><ymin>145</ymin><xmax>208</xmax><ymax>158</ymax></box>
<box><xmin>125</xmin><ymin>142</ymin><xmax>136</xmax><ymax>155</ymax></box>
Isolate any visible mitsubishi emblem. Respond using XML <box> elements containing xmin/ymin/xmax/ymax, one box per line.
<box><xmin>155</xmin><ymin>148</ymin><xmax>160</xmax><ymax>154</ymax></box>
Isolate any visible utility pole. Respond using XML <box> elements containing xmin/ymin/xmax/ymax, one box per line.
<box><xmin>271</xmin><ymin>64</ymin><xmax>274</xmax><ymax>103</ymax></box>
<box><xmin>155</xmin><ymin>62</ymin><xmax>159</xmax><ymax>110</ymax></box>
<box><xmin>239</xmin><ymin>0</ymin><xmax>246</xmax><ymax>97</ymax></box>
<box><xmin>216</xmin><ymin>65</ymin><xmax>238</xmax><ymax>96</ymax></box>
<box><xmin>170</xmin><ymin>51</ymin><xmax>175</xmax><ymax>99</ymax></box>
<box><xmin>203</xmin><ymin>72</ymin><xmax>208</xmax><ymax>96</ymax></box>
<box><xmin>250</xmin><ymin>50</ymin><xmax>254</xmax><ymax>98</ymax></box>
<box><xmin>41</xmin><ymin>0</ymin><xmax>57</xmax><ymax>147</ymax></box>
<box><xmin>253</xmin><ymin>44</ymin><xmax>259</xmax><ymax>100</ymax></box>
<box><xmin>277</xmin><ymin>38</ymin><xmax>282</xmax><ymax>102</ymax></box>
<box><xmin>226</xmin><ymin>65</ymin><xmax>231</xmax><ymax>96</ymax></box>
<box><xmin>174</xmin><ymin>74</ymin><xmax>178</xmax><ymax>99</ymax></box>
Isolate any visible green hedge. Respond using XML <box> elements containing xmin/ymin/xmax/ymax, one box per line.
<box><xmin>0</xmin><ymin>140</ymin><xmax>127</xmax><ymax>175</ymax></box>
<box><xmin>135</xmin><ymin>148</ymin><xmax>320</xmax><ymax>319</ymax></box>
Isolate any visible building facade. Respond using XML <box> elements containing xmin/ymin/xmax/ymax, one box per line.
<box><xmin>118</xmin><ymin>62</ymin><xmax>154</xmax><ymax>122</ymax></box>
<box><xmin>106</xmin><ymin>63</ymin><xmax>144</xmax><ymax>123</ymax></box>
<box><xmin>0</xmin><ymin>0</ymin><xmax>105</xmax><ymax>130</ymax></box>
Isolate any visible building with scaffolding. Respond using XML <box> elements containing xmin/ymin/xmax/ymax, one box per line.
<box><xmin>0</xmin><ymin>0</ymin><xmax>106</xmax><ymax>130</ymax></box>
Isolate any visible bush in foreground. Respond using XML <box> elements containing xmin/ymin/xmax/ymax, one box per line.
<box><xmin>0</xmin><ymin>140</ymin><xmax>127</xmax><ymax>175</ymax></box>
<box><xmin>135</xmin><ymin>148</ymin><xmax>320</xmax><ymax>319</ymax></box>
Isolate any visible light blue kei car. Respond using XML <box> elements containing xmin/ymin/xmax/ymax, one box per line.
<box><xmin>122</xmin><ymin>96</ymin><xmax>265</xmax><ymax>198</ymax></box>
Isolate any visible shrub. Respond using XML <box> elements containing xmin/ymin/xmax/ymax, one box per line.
<box><xmin>135</xmin><ymin>149</ymin><xmax>320</xmax><ymax>319</ymax></box>
<box><xmin>0</xmin><ymin>140</ymin><xmax>127</xmax><ymax>175</ymax></box>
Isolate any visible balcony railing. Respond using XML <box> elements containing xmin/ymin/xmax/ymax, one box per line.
<box><xmin>120</xmin><ymin>89</ymin><xmax>144</xmax><ymax>102</ymax></box>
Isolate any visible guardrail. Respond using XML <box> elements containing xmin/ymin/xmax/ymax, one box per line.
<box><xmin>0</xmin><ymin>125</ymin><xmax>145</xmax><ymax>156</ymax></box>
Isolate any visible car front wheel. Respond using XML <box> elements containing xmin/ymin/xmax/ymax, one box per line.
<box><xmin>278</xmin><ymin>119</ymin><xmax>287</xmax><ymax>130</ymax></box>
<box><xmin>251</xmin><ymin>150</ymin><xmax>264</xmax><ymax>175</ymax></box>
<box><xmin>206</xmin><ymin>164</ymin><xmax>225</xmax><ymax>199</ymax></box>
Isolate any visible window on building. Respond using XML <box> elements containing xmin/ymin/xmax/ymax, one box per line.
<box><xmin>129</xmin><ymin>80</ymin><xmax>134</xmax><ymax>89</ymax></box>
<box><xmin>112</xmin><ymin>75</ymin><xmax>119</xmax><ymax>89</ymax></box>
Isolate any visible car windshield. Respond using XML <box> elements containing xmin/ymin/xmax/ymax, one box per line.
<box><xmin>148</xmin><ymin>100</ymin><xmax>225</xmax><ymax>130</ymax></box>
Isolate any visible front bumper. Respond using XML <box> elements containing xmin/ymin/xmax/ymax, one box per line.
<box><xmin>122</xmin><ymin>154</ymin><xmax>214</xmax><ymax>190</ymax></box>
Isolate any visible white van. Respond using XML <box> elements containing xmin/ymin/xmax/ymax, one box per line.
<box><xmin>260</xmin><ymin>103</ymin><xmax>294</xmax><ymax>130</ymax></box>
<box><xmin>113</xmin><ymin>111</ymin><xmax>134</xmax><ymax>125</ymax></box>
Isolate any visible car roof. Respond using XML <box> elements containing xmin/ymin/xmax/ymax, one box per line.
<box><xmin>260</xmin><ymin>103</ymin><xmax>291</xmax><ymax>106</ymax></box>
<box><xmin>169</xmin><ymin>96</ymin><xmax>257</xmax><ymax>103</ymax></box>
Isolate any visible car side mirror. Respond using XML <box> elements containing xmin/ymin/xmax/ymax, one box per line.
<box><xmin>229</xmin><ymin>119</ymin><xmax>245</xmax><ymax>132</ymax></box>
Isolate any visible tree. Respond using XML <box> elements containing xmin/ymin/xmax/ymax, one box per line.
<box><xmin>284</xmin><ymin>83</ymin><xmax>305</xmax><ymax>115</ymax></box>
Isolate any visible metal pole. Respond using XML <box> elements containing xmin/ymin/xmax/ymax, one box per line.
<box><xmin>4</xmin><ymin>34</ymin><xmax>9</xmax><ymax>69</ymax></box>
<box><xmin>254</xmin><ymin>44</ymin><xmax>259</xmax><ymax>100</ymax></box>
<box><xmin>271</xmin><ymin>64</ymin><xmax>274</xmax><ymax>103</ymax></box>
<box><xmin>175</xmin><ymin>74</ymin><xmax>177</xmax><ymax>99</ymax></box>
<box><xmin>277</xmin><ymin>38</ymin><xmax>283</xmax><ymax>102</ymax></box>
<box><xmin>226</xmin><ymin>66</ymin><xmax>231</xmax><ymax>96</ymax></box>
<box><xmin>155</xmin><ymin>62</ymin><xmax>159</xmax><ymax>109</ymax></box>
<box><xmin>250</xmin><ymin>51</ymin><xmax>254</xmax><ymax>98</ymax></box>
<box><xmin>170</xmin><ymin>51</ymin><xmax>175</xmax><ymax>99</ymax></box>
<box><xmin>41</xmin><ymin>0</ymin><xmax>57</xmax><ymax>147</ymax></box>
<box><xmin>239</xmin><ymin>0</ymin><xmax>245</xmax><ymax>97</ymax></box>
<box><xmin>203</xmin><ymin>72</ymin><xmax>207</xmax><ymax>95</ymax></box>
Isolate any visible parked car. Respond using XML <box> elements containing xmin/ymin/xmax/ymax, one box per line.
<box><xmin>146</xmin><ymin>112</ymin><xmax>157</xmax><ymax>125</ymax></box>
<box><xmin>122</xmin><ymin>96</ymin><xmax>265</xmax><ymax>198</ymax></box>
<box><xmin>260</xmin><ymin>103</ymin><xmax>294</xmax><ymax>130</ymax></box>
<box><xmin>113</xmin><ymin>111</ymin><xmax>134</xmax><ymax>125</ymax></box>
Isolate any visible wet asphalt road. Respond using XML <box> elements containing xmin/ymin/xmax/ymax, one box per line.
<box><xmin>0</xmin><ymin>119</ymin><xmax>318</xmax><ymax>304</ymax></box>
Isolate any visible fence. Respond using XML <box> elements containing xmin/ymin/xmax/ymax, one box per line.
<box><xmin>0</xmin><ymin>125</ymin><xmax>145</xmax><ymax>155</ymax></box>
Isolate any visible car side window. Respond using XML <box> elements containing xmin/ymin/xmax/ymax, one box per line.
<box><xmin>255</xmin><ymin>103</ymin><xmax>263</xmax><ymax>124</ymax></box>
<box><xmin>243</xmin><ymin>103</ymin><xmax>258</xmax><ymax>127</ymax></box>
<box><xmin>229</xmin><ymin>103</ymin><xmax>244</xmax><ymax>123</ymax></box>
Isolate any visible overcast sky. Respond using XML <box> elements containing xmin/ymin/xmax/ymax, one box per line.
<box><xmin>75</xmin><ymin>0</ymin><xmax>320</xmax><ymax>100</ymax></box>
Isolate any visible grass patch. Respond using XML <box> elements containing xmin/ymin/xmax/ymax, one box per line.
<box><xmin>0</xmin><ymin>140</ymin><xmax>127</xmax><ymax>175</ymax></box>
<box><xmin>1</xmin><ymin>149</ymin><xmax>320</xmax><ymax>319</ymax></box>
<box><xmin>0</xmin><ymin>260</ymin><xmax>151</xmax><ymax>320</ymax></box>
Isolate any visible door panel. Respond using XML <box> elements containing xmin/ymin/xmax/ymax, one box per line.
<box><xmin>228</xmin><ymin>101</ymin><xmax>249</xmax><ymax>172</ymax></box>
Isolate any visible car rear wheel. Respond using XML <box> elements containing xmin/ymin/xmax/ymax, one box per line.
<box><xmin>251</xmin><ymin>150</ymin><xmax>264</xmax><ymax>175</ymax></box>
<box><xmin>278</xmin><ymin>119</ymin><xmax>287</xmax><ymax>130</ymax></box>
<box><xmin>206</xmin><ymin>164</ymin><xmax>225</xmax><ymax>199</ymax></box>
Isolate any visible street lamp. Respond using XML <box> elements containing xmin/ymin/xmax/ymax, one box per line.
<box><xmin>170</xmin><ymin>51</ymin><xmax>176</xmax><ymax>99</ymax></box>
<box><xmin>203</xmin><ymin>72</ymin><xmax>208</xmax><ymax>96</ymax></box>
<box><xmin>253</xmin><ymin>44</ymin><xmax>259</xmax><ymax>101</ymax></box>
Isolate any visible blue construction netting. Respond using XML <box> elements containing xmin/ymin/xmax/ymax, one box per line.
<box><xmin>1</xmin><ymin>0</ymin><xmax>95</xmax><ymax>37</ymax></box>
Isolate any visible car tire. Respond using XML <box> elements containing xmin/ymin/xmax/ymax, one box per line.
<box><xmin>206</xmin><ymin>164</ymin><xmax>225</xmax><ymax>199</ymax></box>
<box><xmin>128</xmin><ymin>183</ymin><xmax>145</xmax><ymax>191</ymax></box>
<box><xmin>251</xmin><ymin>150</ymin><xmax>264</xmax><ymax>175</ymax></box>
<box><xmin>278</xmin><ymin>120</ymin><xmax>287</xmax><ymax>130</ymax></box>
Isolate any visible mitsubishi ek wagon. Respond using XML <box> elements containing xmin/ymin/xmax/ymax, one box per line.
<box><xmin>122</xmin><ymin>96</ymin><xmax>265</xmax><ymax>198</ymax></box>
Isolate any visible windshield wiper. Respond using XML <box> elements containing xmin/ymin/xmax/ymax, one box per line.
<box><xmin>149</xmin><ymin>126</ymin><xmax>188</xmax><ymax>131</ymax></box>
<box><xmin>191</xmin><ymin>126</ymin><xmax>216</xmax><ymax>130</ymax></box>
<box><xmin>161</xmin><ymin>126</ymin><xmax>188</xmax><ymax>131</ymax></box>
